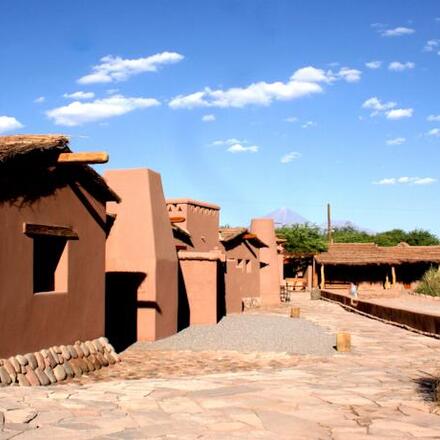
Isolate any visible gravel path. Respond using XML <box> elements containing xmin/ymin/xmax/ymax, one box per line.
<box><xmin>133</xmin><ymin>314</ymin><xmax>335</xmax><ymax>356</ymax></box>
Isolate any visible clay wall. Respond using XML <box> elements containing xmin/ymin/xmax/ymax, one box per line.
<box><xmin>0</xmin><ymin>185</ymin><xmax>107</xmax><ymax>358</ymax></box>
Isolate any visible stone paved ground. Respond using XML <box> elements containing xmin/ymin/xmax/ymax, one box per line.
<box><xmin>1</xmin><ymin>293</ymin><xmax>440</xmax><ymax>439</ymax></box>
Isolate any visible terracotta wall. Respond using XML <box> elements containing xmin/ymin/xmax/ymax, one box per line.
<box><xmin>222</xmin><ymin>241</ymin><xmax>260</xmax><ymax>314</ymax></box>
<box><xmin>0</xmin><ymin>185</ymin><xmax>106</xmax><ymax>358</ymax></box>
<box><xmin>105</xmin><ymin>169</ymin><xmax>178</xmax><ymax>343</ymax></box>
<box><xmin>167</xmin><ymin>199</ymin><xmax>220</xmax><ymax>252</ymax></box>
<box><xmin>250</xmin><ymin>218</ymin><xmax>280</xmax><ymax>305</ymax></box>
<box><xmin>178</xmin><ymin>252</ymin><xmax>223</xmax><ymax>325</ymax></box>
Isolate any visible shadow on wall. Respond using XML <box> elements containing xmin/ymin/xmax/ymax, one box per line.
<box><xmin>217</xmin><ymin>261</ymin><xmax>226</xmax><ymax>322</ymax></box>
<box><xmin>177</xmin><ymin>266</ymin><xmax>190</xmax><ymax>331</ymax></box>
<box><xmin>105</xmin><ymin>271</ymin><xmax>146</xmax><ymax>353</ymax></box>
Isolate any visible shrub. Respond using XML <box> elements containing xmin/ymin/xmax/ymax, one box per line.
<box><xmin>415</xmin><ymin>267</ymin><xmax>440</xmax><ymax>297</ymax></box>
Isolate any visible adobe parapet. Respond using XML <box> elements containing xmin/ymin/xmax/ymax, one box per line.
<box><xmin>166</xmin><ymin>198</ymin><xmax>220</xmax><ymax>211</ymax></box>
<box><xmin>166</xmin><ymin>198</ymin><xmax>220</xmax><ymax>252</ymax></box>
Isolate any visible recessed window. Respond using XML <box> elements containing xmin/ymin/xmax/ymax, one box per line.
<box><xmin>24</xmin><ymin>223</ymin><xmax>77</xmax><ymax>295</ymax></box>
<box><xmin>33</xmin><ymin>236</ymin><xmax>68</xmax><ymax>293</ymax></box>
<box><xmin>236</xmin><ymin>259</ymin><xmax>244</xmax><ymax>270</ymax></box>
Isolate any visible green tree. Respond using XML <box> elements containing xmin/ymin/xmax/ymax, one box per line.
<box><xmin>375</xmin><ymin>229</ymin><xmax>408</xmax><ymax>246</ymax></box>
<box><xmin>277</xmin><ymin>224</ymin><xmax>328</xmax><ymax>254</ymax></box>
<box><xmin>405</xmin><ymin>229</ymin><xmax>440</xmax><ymax>246</ymax></box>
<box><xmin>332</xmin><ymin>226</ymin><xmax>374</xmax><ymax>243</ymax></box>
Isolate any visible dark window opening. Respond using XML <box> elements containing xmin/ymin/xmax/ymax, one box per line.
<box><xmin>33</xmin><ymin>236</ymin><xmax>68</xmax><ymax>293</ymax></box>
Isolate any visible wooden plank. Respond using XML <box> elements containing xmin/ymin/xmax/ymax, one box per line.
<box><xmin>169</xmin><ymin>216</ymin><xmax>186</xmax><ymax>223</ymax></box>
<box><xmin>57</xmin><ymin>152</ymin><xmax>109</xmax><ymax>164</ymax></box>
<box><xmin>23</xmin><ymin>223</ymin><xmax>78</xmax><ymax>239</ymax></box>
<box><xmin>243</xmin><ymin>233</ymin><xmax>257</xmax><ymax>240</ymax></box>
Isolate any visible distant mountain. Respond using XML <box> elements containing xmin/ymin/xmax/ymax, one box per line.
<box><xmin>265</xmin><ymin>208</ymin><xmax>309</xmax><ymax>226</ymax></box>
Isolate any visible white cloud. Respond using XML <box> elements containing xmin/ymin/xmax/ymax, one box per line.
<box><xmin>380</xmin><ymin>27</ymin><xmax>415</xmax><ymax>37</ymax></box>
<box><xmin>78</xmin><ymin>51</ymin><xmax>184</xmax><ymax>84</ymax></box>
<box><xmin>386</xmin><ymin>137</ymin><xmax>406</xmax><ymax>145</ymax></box>
<box><xmin>63</xmin><ymin>91</ymin><xmax>95</xmax><ymax>100</ymax></box>
<box><xmin>362</xmin><ymin>97</ymin><xmax>412</xmax><ymax>119</ymax></box>
<box><xmin>414</xmin><ymin>177</ymin><xmax>437</xmax><ymax>185</ymax></box>
<box><xmin>365</xmin><ymin>60</ymin><xmax>382</xmax><ymax>69</ymax></box>
<box><xmin>284</xmin><ymin>116</ymin><xmax>298</xmax><ymax>123</ymax></box>
<box><xmin>362</xmin><ymin>97</ymin><xmax>396</xmax><ymax>115</ymax></box>
<box><xmin>169</xmin><ymin>65</ymin><xmax>361</xmax><ymax>109</ymax></box>
<box><xmin>227</xmin><ymin>143</ymin><xmax>258</xmax><ymax>153</ymax></box>
<box><xmin>386</xmin><ymin>108</ymin><xmax>413</xmax><ymax>120</ymax></box>
<box><xmin>0</xmin><ymin>116</ymin><xmax>24</xmax><ymax>134</ymax></box>
<box><xmin>46</xmin><ymin>94</ymin><xmax>160</xmax><ymax>126</ymax></box>
<box><xmin>424</xmin><ymin>39</ymin><xmax>440</xmax><ymax>52</ymax></box>
<box><xmin>34</xmin><ymin>96</ymin><xmax>45</xmax><ymax>104</ymax></box>
<box><xmin>291</xmin><ymin>66</ymin><xmax>361</xmax><ymax>83</ymax></box>
<box><xmin>202</xmin><ymin>114</ymin><xmax>216</xmax><ymax>122</ymax></box>
<box><xmin>337</xmin><ymin>67</ymin><xmax>362</xmax><ymax>82</ymax></box>
<box><xmin>427</xmin><ymin>128</ymin><xmax>440</xmax><ymax>137</ymax></box>
<box><xmin>427</xmin><ymin>114</ymin><xmax>440</xmax><ymax>122</ymax></box>
<box><xmin>280</xmin><ymin>151</ymin><xmax>302</xmax><ymax>163</ymax></box>
<box><xmin>290</xmin><ymin>66</ymin><xmax>330</xmax><ymax>83</ymax></box>
<box><xmin>212</xmin><ymin>138</ymin><xmax>244</xmax><ymax>146</ymax></box>
<box><xmin>302</xmin><ymin>121</ymin><xmax>317</xmax><ymax>129</ymax></box>
<box><xmin>374</xmin><ymin>177</ymin><xmax>436</xmax><ymax>185</ymax></box>
<box><xmin>388</xmin><ymin>61</ymin><xmax>415</xmax><ymax>71</ymax></box>
<box><xmin>170</xmin><ymin>81</ymin><xmax>322</xmax><ymax>109</ymax></box>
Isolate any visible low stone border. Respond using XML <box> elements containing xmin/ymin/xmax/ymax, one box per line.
<box><xmin>242</xmin><ymin>297</ymin><xmax>261</xmax><ymax>310</ymax></box>
<box><xmin>407</xmin><ymin>291</ymin><xmax>440</xmax><ymax>301</ymax></box>
<box><xmin>0</xmin><ymin>337</ymin><xmax>120</xmax><ymax>386</ymax></box>
<box><xmin>320</xmin><ymin>289</ymin><xmax>440</xmax><ymax>338</ymax></box>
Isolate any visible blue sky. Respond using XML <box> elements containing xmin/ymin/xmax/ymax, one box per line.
<box><xmin>1</xmin><ymin>1</ymin><xmax>440</xmax><ymax>232</ymax></box>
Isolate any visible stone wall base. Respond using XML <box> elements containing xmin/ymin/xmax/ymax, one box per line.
<box><xmin>0</xmin><ymin>337</ymin><xmax>120</xmax><ymax>387</ymax></box>
<box><xmin>242</xmin><ymin>297</ymin><xmax>261</xmax><ymax>310</ymax></box>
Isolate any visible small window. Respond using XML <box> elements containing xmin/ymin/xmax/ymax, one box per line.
<box><xmin>33</xmin><ymin>236</ymin><xmax>68</xmax><ymax>293</ymax></box>
<box><xmin>236</xmin><ymin>259</ymin><xmax>244</xmax><ymax>270</ymax></box>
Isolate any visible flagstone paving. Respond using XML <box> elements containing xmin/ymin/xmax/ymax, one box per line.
<box><xmin>1</xmin><ymin>293</ymin><xmax>440</xmax><ymax>438</ymax></box>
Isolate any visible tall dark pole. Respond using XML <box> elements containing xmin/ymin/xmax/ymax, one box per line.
<box><xmin>327</xmin><ymin>203</ymin><xmax>333</xmax><ymax>244</ymax></box>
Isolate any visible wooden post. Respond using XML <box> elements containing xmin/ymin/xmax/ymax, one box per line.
<box><xmin>312</xmin><ymin>258</ymin><xmax>318</xmax><ymax>288</ymax></box>
<box><xmin>290</xmin><ymin>307</ymin><xmax>300</xmax><ymax>318</ymax></box>
<box><xmin>327</xmin><ymin>203</ymin><xmax>333</xmax><ymax>244</ymax></box>
<box><xmin>391</xmin><ymin>266</ymin><xmax>396</xmax><ymax>287</ymax></box>
<box><xmin>336</xmin><ymin>332</ymin><xmax>351</xmax><ymax>352</ymax></box>
<box><xmin>320</xmin><ymin>264</ymin><xmax>325</xmax><ymax>290</ymax></box>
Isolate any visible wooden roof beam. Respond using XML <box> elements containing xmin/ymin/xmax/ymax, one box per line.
<box><xmin>57</xmin><ymin>152</ymin><xmax>109</xmax><ymax>164</ymax></box>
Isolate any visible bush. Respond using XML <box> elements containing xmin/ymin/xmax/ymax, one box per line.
<box><xmin>277</xmin><ymin>224</ymin><xmax>328</xmax><ymax>254</ymax></box>
<box><xmin>415</xmin><ymin>268</ymin><xmax>440</xmax><ymax>297</ymax></box>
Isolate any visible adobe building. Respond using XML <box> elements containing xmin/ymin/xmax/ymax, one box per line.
<box><xmin>219</xmin><ymin>227</ymin><xmax>267</xmax><ymax>313</ymax></box>
<box><xmin>314</xmin><ymin>242</ymin><xmax>440</xmax><ymax>293</ymax></box>
<box><xmin>250</xmin><ymin>218</ymin><xmax>281</xmax><ymax>304</ymax></box>
<box><xmin>105</xmin><ymin>169</ymin><xmax>178</xmax><ymax>349</ymax></box>
<box><xmin>166</xmin><ymin>199</ymin><xmax>225</xmax><ymax>328</ymax></box>
<box><xmin>0</xmin><ymin>135</ymin><xmax>119</xmax><ymax>358</ymax></box>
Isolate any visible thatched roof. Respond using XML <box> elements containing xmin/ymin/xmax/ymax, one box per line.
<box><xmin>219</xmin><ymin>227</ymin><xmax>267</xmax><ymax>248</ymax></box>
<box><xmin>219</xmin><ymin>227</ymin><xmax>247</xmax><ymax>242</ymax></box>
<box><xmin>0</xmin><ymin>135</ymin><xmax>70</xmax><ymax>164</ymax></box>
<box><xmin>0</xmin><ymin>134</ymin><xmax>119</xmax><ymax>203</ymax></box>
<box><xmin>315</xmin><ymin>242</ymin><xmax>440</xmax><ymax>265</ymax></box>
